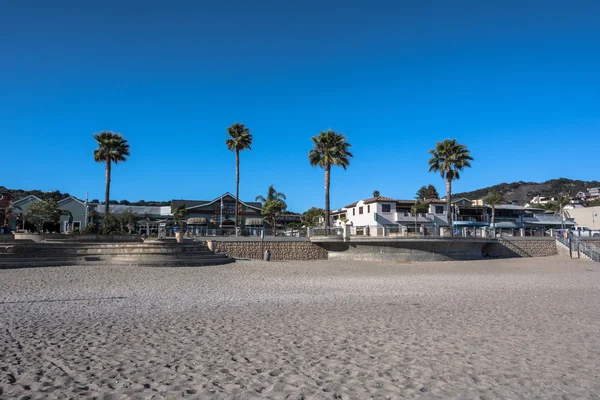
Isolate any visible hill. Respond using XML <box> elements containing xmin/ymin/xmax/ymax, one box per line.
<box><xmin>8</xmin><ymin>189</ymin><xmax>170</xmax><ymax>206</ymax></box>
<box><xmin>453</xmin><ymin>178</ymin><xmax>600</xmax><ymax>205</ymax></box>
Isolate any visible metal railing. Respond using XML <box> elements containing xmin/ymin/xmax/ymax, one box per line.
<box><xmin>556</xmin><ymin>232</ymin><xmax>600</xmax><ymax>262</ymax></box>
<box><xmin>311</xmin><ymin>227</ymin><xmax>344</xmax><ymax>237</ymax></box>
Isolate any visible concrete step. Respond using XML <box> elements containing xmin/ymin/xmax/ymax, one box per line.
<box><xmin>0</xmin><ymin>249</ymin><xmax>217</xmax><ymax>257</ymax></box>
<box><xmin>0</xmin><ymin>245</ymin><xmax>211</xmax><ymax>255</ymax></box>
<box><xmin>0</xmin><ymin>255</ymin><xmax>234</xmax><ymax>269</ymax></box>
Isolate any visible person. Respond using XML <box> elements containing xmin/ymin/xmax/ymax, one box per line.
<box><xmin>67</xmin><ymin>214</ymin><xmax>73</xmax><ymax>232</ymax></box>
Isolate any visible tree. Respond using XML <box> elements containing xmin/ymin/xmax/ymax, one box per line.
<box><xmin>226</xmin><ymin>123</ymin><xmax>253</xmax><ymax>236</ymax></box>
<box><xmin>261</xmin><ymin>199</ymin><xmax>286</xmax><ymax>235</ymax></box>
<box><xmin>25</xmin><ymin>199</ymin><xmax>60</xmax><ymax>232</ymax></box>
<box><xmin>373</xmin><ymin>190</ymin><xmax>380</xmax><ymax>198</ymax></box>
<box><xmin>100</xmin><ymin>214</ymin><xmax>121</xmax><ymax>234</ymax></box>
<box><xmin>2</xmin><ymin>200</ymin><xmax>21</xmax><ymax>227</ymax></box>
<box><xmin>302</xmin><ymin>207</ymin><xmax>325</xmax><ymax>227</ymax></box>
<box><xmin>410</xmin><ymin>201</ymin><xmax>428</xmax><ymax>234</ymax></box>
<box><xmin>590</xmin><ymin>199</ymin><xmax>600</xmax><ymax>207</ymax></box>
<box><xmin>428</xmin><ymin>139</ymin><xmax>473</xmax><ymax>234</ymax></box>
<box><xmin>118</xmin><ymin>210</ymin><xmax>138</xmax><ymax>234</ymax></box>
<box><xmin>93</xmin><ymin>132</ymin><xmax>131</xmax><ymax>217</ymax></box>
<box><xmin>308</xmin><ymin>130</ymin><xmax>353</xmax><ymax>229</ymax></box>
<box><xmin>256</xmin><ymin>185</ymin><xmax>286</xmax><ymax>205</ymax></box>
<box><xmin>485</xmin><ymin>191</ymin><xmax>504</xmax><ymax>232</ymax></box>
<box><xmin>172</xmin><ymin>204</ymin><xmax>189</xmax><ymax>229</ymax></box>
<box><xmin>416</xmin><ymin>185</ymin><xmax>440</xmax><ymax>200</ymax></box>
<box><xmin>550</xmin><ymin>196</ymin><xmax>571</xmax><ymax>229</ymax></box>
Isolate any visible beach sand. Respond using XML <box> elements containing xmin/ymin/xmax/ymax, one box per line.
<box><xmin>1</xmin><ymin>257</ymin><xmax>600</xmax><ymax>399</ymax></box>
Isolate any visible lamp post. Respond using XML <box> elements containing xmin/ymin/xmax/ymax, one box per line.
<box><xmin>593</xmin><ymin>211</ymin><xmax>598</xmax><ymax>230</ymax></box>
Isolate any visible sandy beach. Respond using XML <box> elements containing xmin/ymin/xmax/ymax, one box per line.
<box><xmin>1</xmin><ymin>257</ymin><xmax>600</xmax><ymax>399</ymax></box>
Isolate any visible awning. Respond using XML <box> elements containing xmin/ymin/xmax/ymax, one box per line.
<box><xmin>492</xmin><ymin>221</ymin><xmax>523</xmax><ymax>229</ymax></box>
<box><xmin>453</xmin><ymin>221</ymin><xmax>489</xmax><ymax>227</ymax></box>
<box><xmin>187</xmin><ymin>217</ymin><xmax>207</xmax><ymax>224</ymax></box>
<box><xmin>245</xmin><ymin>218</ymin><xmax>264</xmax><ymax>225</ymax></box>
<box><xmin>525</xmin><ymin>220</ymin><xmax>576</xmax><ymax>226</ymax></box>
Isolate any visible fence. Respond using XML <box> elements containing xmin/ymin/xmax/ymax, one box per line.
<box><xmin>329</xmin><ymin>225</ymin><xmax>486</xmax><ymax>238</ymax></box>
<box><xmin>175</xmin><ymin>227</ymin><xmax>307</xmax><ymax>238</ymax></box>
<box><xmin>556</xmin><ymin>232</ymin><xmax>600</xmax><ymax>262</ymax></box>
<box><xmin>311</xmin><ymin>227</ymin><xmax>344</xmax><ymax>237</ymax></box>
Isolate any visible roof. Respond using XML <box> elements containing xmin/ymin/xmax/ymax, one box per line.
<box><xmin>0</xmin><ymin>186</ymin><xmax>9</xmax><ymax>194</ymax></box>
<box><xmin>175</xmin><ymin>192</ymin><xmax>262</xmax><ymax>211</ymax></box>
<box><xmin>12</xmin><ymin>195</ymin><xmax>43</xmax><ymax>206</ymax></box>
<box><xmin>90</xmin><ymin>204</ymin><xmax>172</xmax><ymax>216</ymax></box>
<box><xmin>452</xmin><ymin>198</ymin><xmax>473</xmax><ymax>204</ymax></box>
<box><xmin>363</xmin><ymin>196</ymin><xmax>396</xmax><ymax>204</ymax></box>
<box><xmin>171</xmin><ymin>200</ymin><xmax>208</xmax><ymax>209</ymax></box>
<box><xmin>57</xmin><ymin>196</ymin><xmax>85</xmax><ymax>206</ymax></box>
<box><xmin>494</xmin><ymin>204</ymin><xmax>527</xmax><ymax>210</ymax></box>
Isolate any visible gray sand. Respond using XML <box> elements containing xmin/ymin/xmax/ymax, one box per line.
<box><xmin>1</xmin><ymin>257</ymin><xmax>600</xmax><ymax>399</ymax></box>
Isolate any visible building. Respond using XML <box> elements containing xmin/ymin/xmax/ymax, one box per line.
<box><xmin>90</xmin><ymin>203</ymin><xmax>172</xmax><ymax>236</ymax></box>
<box><xmin>57</xmin><ymin>197</ymin><xmax>92</xmax><ymax>233</ymax></box>
<box><xmin>334</xmin><ymin>195</ymin><xmax>575</xmax><ymax>237</ymax></box>
<box><xmin>588</xmin><ymin>187</ymin><xmax>600</xmax><ymax>200</ymax></box>
<box><xmin>332</xmin><ymin>196</ymin><xmax>449</xmax><ymax>236</ymax></box>
<box><xmin>172</xmin><ymin>192</ymin><xmax>263</xmax><ymax>235</ymax></box>
<box><xmin>9</xmin><ymin>195</ymin><xmax>44</xmax><ymax>231</ymax></box>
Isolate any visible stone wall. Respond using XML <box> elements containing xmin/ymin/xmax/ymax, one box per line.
<box><xmin>206</xmin><ymin>239</ymin><xmax>328</xmax><ymax>261</ymax></box>
<box><xmin>484</xmin><ymin>237</ymin><xmax>557</xmax><ymax>258</ymax></box>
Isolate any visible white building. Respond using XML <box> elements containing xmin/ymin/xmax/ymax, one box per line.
<box><xmin>331</xmin><ymin>196</ymin><xmax>449</xmax><ymax>236</ymax></box>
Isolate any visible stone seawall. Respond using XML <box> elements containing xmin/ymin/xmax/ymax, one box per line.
<box><xmin>484</xmin><ymin>238</ymin><xmax>557</xmax><ymax>258</ymax></box>
<box><xmin>206</xmin><ymin>239</ymin><xmax>328</xmax><ymax>261</ymax></box>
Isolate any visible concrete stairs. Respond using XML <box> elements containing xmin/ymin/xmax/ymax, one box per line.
<box><xmin>0</xmin><ymin>242</ymin><xmax>234</xmax><ymax>269</ymax></box>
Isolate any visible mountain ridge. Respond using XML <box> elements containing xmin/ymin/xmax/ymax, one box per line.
<box><xmin>453</xmin><ymin>178</ymin><xmax>600</xmax><ymax>205</ymax></box>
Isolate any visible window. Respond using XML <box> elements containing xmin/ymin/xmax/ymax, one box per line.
<box><xmin>435</xmin><ymin>206</ymin><xmax>444</xmax><ymax>214</ymax></box>
<box><xmin>359</xmin><ymin>206</ymin><xmax>363</xmax><ymax>215</ymax></box>
<box><xmin>353</xmin><ymin>209</ymin><xmax>355</xmax><ymax>216</ymax></box>
<box><xmin>367</xmin><ymin>205</ymin><xmax>370</xmax><ymax>213</ymax></box>
<box><xmin>382</xmin><ymin>204</ymin><xmax>391</xmax><ymax>213</ymax></box>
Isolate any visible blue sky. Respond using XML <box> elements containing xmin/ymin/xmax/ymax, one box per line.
<box><xmin>1</xmin><ymin>0</ymin><xmax>598</xmax><ymax>212</ymax></box>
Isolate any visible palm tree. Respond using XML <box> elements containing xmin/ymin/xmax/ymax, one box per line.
<box><xmin>428</xmin><ymin>139</ymin><xmax>473</xmax><ymax>235</ymax></box>
<box><xmin>93</xmin><ymin>132</ymin><xmax>130</xmax><ymax>216</ymax></box>
<box><xmin>485</xmin><ymin>191</ymin><xmax>504</xmax><ymax>235</ymax></box>
<box><xmin>226</xmin><ymin>123</ymin><xmax>253</xmax><ymax>235</ymax></box>
<box><xmin>410</xmin><ymin>201</ymin><xmax>428</xmax><ymax>235</ymax></box>
<box><xmin>308</xmin><ymin>129</ymin><xmax>353</xmax><ymax>229</ymax></box>
<box><xmin>551</xmin><ymin>196</ymin><xmax>571</xmax><ymax>229</ymax></box>
<box><xmin>256</xmin><ymin>184</ymin><xmax>286</xmax><ymax>205</ymax></box>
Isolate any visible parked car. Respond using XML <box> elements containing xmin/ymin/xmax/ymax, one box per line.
<box><xmin>570</xmin><ymin>226</ymin><xmax>600</xmax><ymax>237</ymax></box>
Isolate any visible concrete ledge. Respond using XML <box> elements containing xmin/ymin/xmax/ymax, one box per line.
<box><xmin>12</xmin><ymin>233</ymin><xmax>143</xmax><ymax>243</ymax></box>
<box><xmin>0</xmin><ymin>242</ymin><xmax>234</xmax><ymax>269</ymax></box>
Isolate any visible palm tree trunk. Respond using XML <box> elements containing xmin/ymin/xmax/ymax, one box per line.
<box><xmin>491</xmin><ymin>206</ymin><xmax>495</xmax><ymax>238</ymax></box>
<box><xmin>446</xmin><ymin>177</ymin><xmax>452</xmax><ymax>236</ymax></box>
<box><xmin>235</xmin><ymin>149</ymin><xmax>240</xmax><ymax>236</ymax></box>
<box><xmin>105</xmin><ymin>159</ymin><xmax>111</xmax><ymax>216</ymax></box>
<box><xmin>324</xmin><ymin>164</ymin><xmax>331</xmax><ymax>229</ymax></box>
